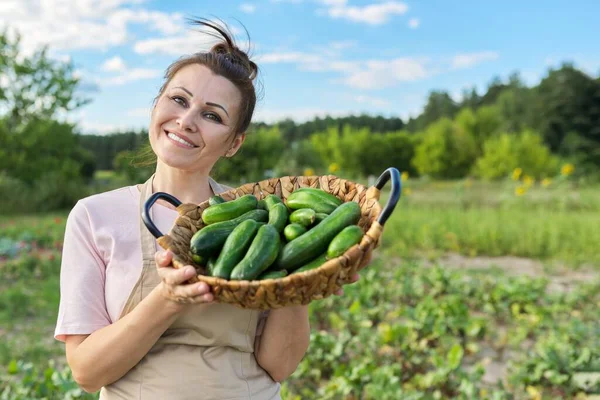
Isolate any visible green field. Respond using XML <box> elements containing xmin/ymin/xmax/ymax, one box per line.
<box><xmin>1</xmin><ymin>178</ymin><xmax>599</xmax><ymax>399</ymax></box>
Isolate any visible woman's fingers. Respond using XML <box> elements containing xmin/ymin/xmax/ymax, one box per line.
<box><xmin>154</xmin><ymin>250</ymin><xmax>214</xmax><ymax>304</ymax></box>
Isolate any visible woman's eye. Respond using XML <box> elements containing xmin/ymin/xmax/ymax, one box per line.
<box><xmin>172</xmin><ymin>96</ymin><xmax>187</xmax><ymax>107</ymax></box>
<box><xmin>205</xmin><ymin>113</ymin><xmax>222</xmax><ymax>123</ymax></box>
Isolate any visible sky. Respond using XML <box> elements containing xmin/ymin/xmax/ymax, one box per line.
<box><xmin>1</xmin><ymin>0</ymin><xmax>599</xmax><ymax>135</ymax></box>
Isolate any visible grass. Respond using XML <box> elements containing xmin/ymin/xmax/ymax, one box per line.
<box><xmin>1</xmin><ymin>176</ymin><xmax>599</xmax><ymax>398</ymax></box>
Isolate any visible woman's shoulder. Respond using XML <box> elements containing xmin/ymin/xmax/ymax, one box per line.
<box><xmin>68</xmin><ymin>185</ymin><xmax>138</xmax><ymax>223</ymax></box>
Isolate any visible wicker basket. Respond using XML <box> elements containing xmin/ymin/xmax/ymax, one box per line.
<box><xmin>142</xmin><ymin>167</ymin><xmax>401</xmax><ymax>310</ymax></box>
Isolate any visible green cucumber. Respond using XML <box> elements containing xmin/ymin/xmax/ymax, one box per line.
<box><xmin>258</xmin><ymin>269</ymin><xmax>288</xmax><ymax>280</ymax></box>
<box><xmin>257</xmin><ymin>199</ymin><xmax>267</xmax><ymax>210</ymax></box>
<box><xmin>276</xmin><ymin>201</ymin><xmax>361</xmax><ymax>271</ymax></box>
<box><xmin>283</xmin><ymin>223</ymin><xmax>307</xmax><ymax>242</ymax></box>
<box><xmin>286</xmin><ymin>188</ymin><xmax>342</xmax><ymax>214</ymax></box>
<box><xmin>190</xmin><ymin>209</ymin><xmax>268</xmax><ymax>259</ymax></box>
<box><xmin>294</xmin><ymin>253</ymin><xmax>327</xmax><ymax>273</ymax></box>
<box><xmin>263</xmin><ymin>194</ymin><xmax>283</xmax><ymax>210</ymax></box>
<box><xmin>208</xmin><ymin>195</ymin><xmax>226</xmax><ymax>206</ymax></box>
<box><xmin>289</xmin><ymin>208</ymin><xmax>316</xmax><ymax>227</ymax></box>
<box><xmin>268</xmin><ymin>202</ymin><xmax>288</xmax><ymax>233</ymax></box>
<box><xmin>315</xmin><ymin>213</ymin><xmax>329</xmax><ymax>224</ymax></box>
<box><xmin>206</xmin><ymin>257</ymin><xmax>217</xmax><ymax>275</ymax></box>
<box><xmin>327</xmin><ymin>225</ymin><xmax>364</xmax><ymax>259</ymax></box>
<box><xmin>210</xmin><ymin>219</ymin><xmax>261</xmax><ymax>279</ymax></box>
<box><xmin>192</xmin><ymin>254</ymin><xmax>204</xmax><ymax>265</ymax></box>
<box><xmin>201</xmin><ymin>194</ymin><xmax>258</xmax><ymax>225</ymax></box>
<box><xmin>230</xmin><ymin>224</ymin><xmax>281</xmax><ymax>280</ymax></box>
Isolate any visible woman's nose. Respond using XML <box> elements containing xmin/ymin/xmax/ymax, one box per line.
<box><xmin>177</xmin><ymin>110</ymin><xmax>197</xmax><ymax>133</ymax></box>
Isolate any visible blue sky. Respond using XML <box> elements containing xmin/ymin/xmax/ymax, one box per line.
<box><xmin>1</xmin><ymin>0</ymin><xmax>599</xmax><ymax>134</ymax></box>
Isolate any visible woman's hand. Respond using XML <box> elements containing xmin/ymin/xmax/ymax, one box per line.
<box><xmin>334</xmin><ymin>252</ymin><xmax>372</xmax><ymax>296</ymax></box>
<box><xmin>155</xmin><ymin>250</ymin><xmax>214</xmax><ymax>305</ymax></box>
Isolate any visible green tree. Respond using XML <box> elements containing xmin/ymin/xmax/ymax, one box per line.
<box><xmin>474</xmin><ymin>130</ymin><xmax>558</xmax><ymax>180</ymax></box>
<box><xmin>412</xmin><ymin>118</ymin><xmax>478</xmax><ymax>179</ymax></box>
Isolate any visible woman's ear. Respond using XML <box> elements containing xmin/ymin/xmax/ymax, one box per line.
<box><xmin>226</xmin><ymin>133</ymin><xmax>246</xmax><ymax>157</ymax></box>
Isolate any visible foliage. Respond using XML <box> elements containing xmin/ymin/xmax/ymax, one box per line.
<box><xmin>412</xmin><ymin>118</ymin><xmax>478</xmax><ymax>179</ymax></box>
<box><xmin>474</xmin><ymin>130</ymin><xmax>559</xmax><ymax>180</ymax></box>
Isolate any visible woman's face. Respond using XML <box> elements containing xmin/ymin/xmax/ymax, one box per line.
<box><xmin>149</xmin><ymin>63</ymin><xmax>244</xmax><ymax>172</ymax></box>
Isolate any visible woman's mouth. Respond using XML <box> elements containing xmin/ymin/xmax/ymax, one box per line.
<box><xmin>165</xmin><ymin>130</ymin><xmax>197</xmax><ymax>149</ymax></box>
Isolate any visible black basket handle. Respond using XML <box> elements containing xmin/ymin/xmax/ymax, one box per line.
<box><xmin>374</xmin><ymin>167</ymin><xmax>402</xmax><ymax>226</ymax></box>
<box><xmin>142</xmin><ymin>192</ymin><xmax>182</xmax><ymax>238</ymax></box>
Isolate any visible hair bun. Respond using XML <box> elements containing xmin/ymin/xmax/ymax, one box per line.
<box><xmin>209</xmin><ymin>42</ymin><xmax>257</xmax><ymax>80</ymax></box>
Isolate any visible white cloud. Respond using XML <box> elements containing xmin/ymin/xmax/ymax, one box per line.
<box><xmin>352</xmin><ymin>95</ymin><xmax>390</xmax><ymax>107</ymax></box>
<box><xmin>134</xmin><ymin>22</ymin><xmax>244</xmax><ymax>56</ymax></box>
<box><xmin>342</xmin><ymin>58</ymin><xmax>429</xmax><ymax>89</ymax></box>
<box><xmin>451</xmin><ymin>51</ymin><xmax>499</xmax><ymax>69</ymax></box>
<box><xmin>126</xmin><ymin>107</ymin><xmax>152</xmax><ymax>117</ymax></box>
<box><xmin>408</xmin><ymin>18</ymin><xmax>420</xmax><ymax>29</ymax></box>
<box><xmin>0</xmin><ymin>0</ymin><xmax>184</xmax><ymax>54</ymax></box>
<box><xmin>102</xmin><ymin>68</ymin><xmax>162</xmax><ymax>86</ymax></box>
<box><xmin>101</xmin><ymin>56</ymin><xmax>127</xmax><ymax>72</ymax></box>
<box><xmin>259</xmin><ymin>51</ymin><xmax>429</xmax><ymax>89</ymax></box>
<box><xmin>240</xmin><ymin>3</ymin><xmax>256</xmax><ymax>13</ymax></box>
<box><xmin>321</xmin><ymin>1</ymin><xmax>408</xmax><ymax>25</ymax></box>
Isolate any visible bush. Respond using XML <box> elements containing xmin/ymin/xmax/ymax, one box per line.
<box><xmin>412</xmin><ymin>118</ymin><xmax>478</xmax><ymax>179</ymax></box>
<box><xmin>474</xmin><ymin>130</ymin><xmax>559</xmax><ymax>180</ymax></box>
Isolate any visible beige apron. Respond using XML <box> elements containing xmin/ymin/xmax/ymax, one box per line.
<box><xmin>100</xmin><ymin>175</ymin><xmax>280</xmax><ymax>400</ymax></box>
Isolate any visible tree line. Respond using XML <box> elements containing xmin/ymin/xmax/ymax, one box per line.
<box><xmin>1</xmin><ymin>29</ymin><xmax>599</xmax><ymax>213</ymax></box>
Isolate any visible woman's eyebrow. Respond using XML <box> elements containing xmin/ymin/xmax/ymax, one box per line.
<box><xmin>173</xmin><ymin>86</ymin><xmax>229</xmax><ymax>117</ymax></box>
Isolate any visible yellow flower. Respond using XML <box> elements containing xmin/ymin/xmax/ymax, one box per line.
<box><xmin>523</xmin><ymin>175</ymin><xmax>535</xmax><ymax>187</ymax></box>
<box><xmin>328</xmin><ymin>163</ymin><xmax>340</xmax><ymax>174</ymax></box>
<box><xmin>401</xmin><ymin>171</ymin><xmax>409</xmax><ymax>182</ymax></box>
<box><xmin>526</xmin><ymin>386</ymin><xmax>542</xmax><ymax>400</ymax></box>
<box><xmin>515</xmin><ymin>186</ymin><xmax>527</xmax><ymax>196</ymax></box>
<box><xmin>541</xmin><ymin>178</ymin><xmax>551</xmax><ymax>188</ymax></box>
<box><xmin>561</xmin><ymin>163</ymin><xmax>575</xmax><ymax>176</ymax></box>
<box><xmin>512</xmin><ymin>168</ymin><xmax>522</xmax><ymax>181</ymax></box>
<box><xmin>303</xmin><ymin>168</ymin><xmax>315</xmax><ymax>176</ymax></box>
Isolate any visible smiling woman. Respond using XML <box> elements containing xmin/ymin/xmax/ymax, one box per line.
<box><xmin>54</xmin><ymin>18</ymin><xmax>308</xmax><ymax>400</ymax></box>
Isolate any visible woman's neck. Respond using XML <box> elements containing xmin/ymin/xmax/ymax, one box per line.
<box><xmin>151</xmin><ymin>162</ymin><xmax>215</xmax><ymax>206</ymax></box>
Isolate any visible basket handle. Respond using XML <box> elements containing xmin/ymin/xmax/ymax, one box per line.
<box><xmin>142</xmin><ymin>192</ymin><xmax>182</xmax><ymax>238</ymax></box>
<box><xmin>374</xmin><ymin>167</ymin><xmax>401</xmax><ymax>225</ymax></box>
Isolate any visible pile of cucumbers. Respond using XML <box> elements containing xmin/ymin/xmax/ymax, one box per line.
<box><xmin>189</xmin><ymin>188</ymin><xmax>365</xmax><ymax>281</ymax></box>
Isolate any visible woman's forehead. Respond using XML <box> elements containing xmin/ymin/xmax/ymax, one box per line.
<box><xmin>168</xmin><ymin>64</ymin><xmax>240</xmax><ymax>103</ymax></box>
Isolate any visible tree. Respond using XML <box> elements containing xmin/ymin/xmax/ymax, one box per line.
<box><xmin>412</xmin><ymin>118</ymin><xmax>478</xmax><ymax>179</ymax></box>
<box><xmin>0</xmin><ymin>30</ymin><xmax>89</xmax><ymax>131</ymax></box>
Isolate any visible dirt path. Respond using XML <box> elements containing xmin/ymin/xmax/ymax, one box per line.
<box><xmin>411</xmin><ymin>252</ymin><xmax>598</xmax><ymax>294</ymax></box>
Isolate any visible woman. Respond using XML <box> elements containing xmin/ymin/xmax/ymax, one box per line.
<box><xmin>54</xmin><ymin>19</ymin><xmax>358</xmax><ymax>399</ymax></box>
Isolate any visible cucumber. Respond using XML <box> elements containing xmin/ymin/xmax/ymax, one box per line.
<box><xmin>190</xmin><ymin>209</ymin><xmax>268</xmax><ymax>259</ymax></box>
<box><xmin>191</xmin><ymin>254</ymin><xmax>204</xmax><ymax>265</ymax></box>
<box><xmin>230</xmin><ymin>224</ymin><xmax>281</xmax><ymax>280</ymax></box>
<box><xmin>206</xmin><ymin>257</ymin><xmax>217</xmax><ymax>275</ymax></box>
<box><xmin>201</xmin><ymin>194</ymin><xmax>258</xmax><ymax>225</ymax></box>
<box><xmin>286</xmin><ymin>188</ymin><xmax>342</xmax><ymax>214</ymax></box>
<box><xmin>293</xmin><ymin>253</ymin><xmax>327</xmax><ymax>273</ymax></box>
<box><xmin>276</xmin><ymin>201</ymin><xmax>361</xmax><ymax>271</ymax></box>
<box><xmin>289</xmin><ymin>208</ymin><xmax>316</xmax><ymax>227</ymax></box>
<box><xmin>283</xmin><ymin>223</ymin><xmax>307</xmax><ymax>242</ymax></box>
<box><xmin>315</xmin><ymin>213</ymin><xmax>329</xmax><ymax>224</ymax></box>
<box><xmin>258</xmin><ymin>269</ymin><xmax>288</xmax><ymax>280</ymax></box>
<box><xmin>257</xmin><ymin>199</ymin><xmax>267</xmax><ymax>210</ymax></box>
<box><xmin>208</xmin><ymin>195</ymin><xmax>226</xmax><ymax>206</ymax></box>
<box><xmin>327</xmin><ymin>225</ymin><xmax>364</xmax><ymax>259</ymax></box>
<box><xmin>210</xmin><ymin>219</ymin><xmax>261</xmax><ymax>279</ymax></box>
<box><xmin>263</xmin><ymin>194</ymin><xmax>283</xmax><ymax>210</ymax></box>
<box><xmin>268</xmin><ymin>202</ymin><xmax>288</xmax><ymax>233</ymax></box>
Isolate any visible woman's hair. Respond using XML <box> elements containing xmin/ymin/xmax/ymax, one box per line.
<box><xmin>154</xmin><ymin>17</ymin><xmax>261</xmax><ymax>135</ymax></box>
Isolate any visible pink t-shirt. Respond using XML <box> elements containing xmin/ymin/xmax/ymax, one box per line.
<box><xmin>54</xmin><ymin>185</ymin><xmax>178</xmax><ymax>342</ymax></box>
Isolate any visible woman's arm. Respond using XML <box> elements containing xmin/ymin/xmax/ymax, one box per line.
<box><xmin>254</xmin><ymin>305</ymin><xmax>311</xmax><ymax>382</ymax></box>
<box><xmin>66</xmin><ymin>251</ymin><xmax>213</xmax><ymax>393</ymax></box>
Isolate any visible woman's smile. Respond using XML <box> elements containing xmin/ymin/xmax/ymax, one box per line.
<box><xmin>164</xmin><ymin>129</ymin><xmax>198</xmax><ymax>149</ymax></box>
